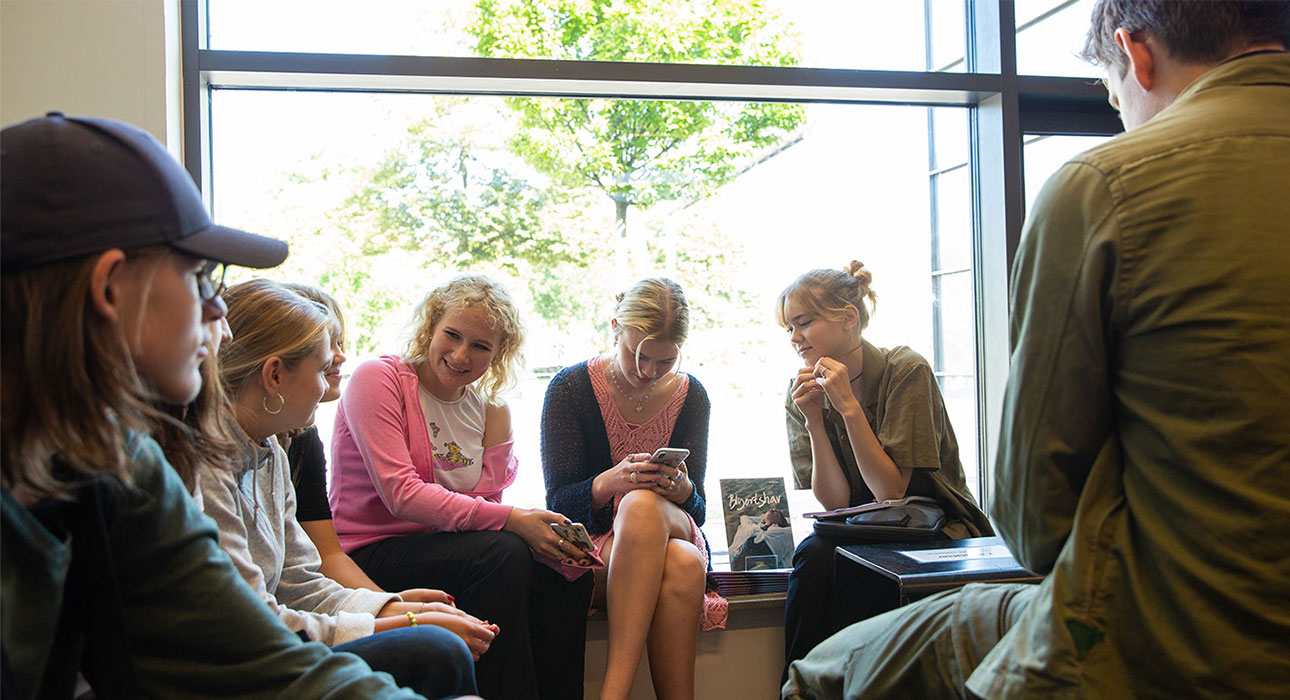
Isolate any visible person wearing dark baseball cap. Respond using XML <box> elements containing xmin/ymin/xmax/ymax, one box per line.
<box><xmin>1</xmin><ymin>111</ymin><xmax>287</xmax><ymax>272</ymax></box>
<box><xmin>0</xmin><ymin>113</ymin><xmax>425</xmax><ymax>699</ymax></box>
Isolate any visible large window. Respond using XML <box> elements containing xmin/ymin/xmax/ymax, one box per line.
<box><xmin>186</xmin><ymin>0</ymin><xmax>1120</xmax><ymax>568</ymax></box>
<box><xmin>207</xmin><ymin>0</ymin><xmax>963</xmax><ymax>74</ymax></box>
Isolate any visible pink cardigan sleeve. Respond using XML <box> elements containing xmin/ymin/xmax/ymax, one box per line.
<box><xmin>336</xmin><ymin>358</ymin><xmax>513</xmax><ymax>532</ymax></box>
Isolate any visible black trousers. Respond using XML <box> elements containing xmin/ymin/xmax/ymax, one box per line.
<box><xmin>351</xmin><ymin>530</ymin><xmax>593</xmax><ymax>700</ymax></box>
<box><xmin>782</xmin><ymin>532</ymin><xmax>847</xmax><ymax>680</ymax></box>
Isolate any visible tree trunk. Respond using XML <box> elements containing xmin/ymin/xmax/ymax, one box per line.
<box><xmin>614</xmin><ymin>198</ymin><xmax>629</xmax><ymax>269</ymax></box>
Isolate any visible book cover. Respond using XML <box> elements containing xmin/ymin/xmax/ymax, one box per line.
<box><xmin>719</xmin><ymin>477</ymin><xmax>794</xmax><ymax>571</ymax></box>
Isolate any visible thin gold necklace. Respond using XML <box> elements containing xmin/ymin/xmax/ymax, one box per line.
<box><xmin>608</xmin><ymin>362</ymin><xmax>655</xmax><ymax>412</ymax></box>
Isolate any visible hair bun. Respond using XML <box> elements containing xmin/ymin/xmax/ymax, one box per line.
<box><xmin>844</xmin><ymin>260</ymin><xmax>870</xmax><ymax>281</ymax></box>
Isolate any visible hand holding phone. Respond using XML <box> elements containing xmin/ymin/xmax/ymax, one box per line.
<box><xmin>549</xmin><ymin>521</ymin><xmax>595</xmax><ymax>552</ymax></box>
<box><xmin>650</xmin><ymin>447</ymin><xmax>689</xmax><ymax>468</ymax></box>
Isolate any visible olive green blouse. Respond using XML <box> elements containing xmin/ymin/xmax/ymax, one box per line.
<box><xmin>784</xmin><ymin>339</ymin><xmax>992</xmax><ymax>538</ymax></box>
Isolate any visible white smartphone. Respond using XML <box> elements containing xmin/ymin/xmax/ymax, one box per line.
<box><xmin>650</xmin><ymin>447</ymin><xmax>690</xmax><ymax>467</ymax></box>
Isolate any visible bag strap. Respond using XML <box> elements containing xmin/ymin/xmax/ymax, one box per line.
<box><xmin>64</xmin><ymin>478</ymin><xmax>142</xmax><ymax>697</ymax></box>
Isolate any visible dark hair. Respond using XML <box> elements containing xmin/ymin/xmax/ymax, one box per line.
<box><xmin>1082</xmin><ymin>0</ymin><xmax>1290</xmax><ymax>74</ymax></box>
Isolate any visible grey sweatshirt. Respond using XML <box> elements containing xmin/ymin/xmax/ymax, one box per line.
<box><xmin>198</xmin><ymin>439</ymin><xmax>399</xmax><ymax>645</ymax></box>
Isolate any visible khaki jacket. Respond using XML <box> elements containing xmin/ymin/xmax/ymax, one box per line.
<box><xmin>970</xmin><ymin>53</ymin><xmax>1290</xmax><ymax>697</ymax></box>
<box><xmin>785</xmin><ymin>339</ymin><xmax>991</xmax><ymax>538</ymax></box>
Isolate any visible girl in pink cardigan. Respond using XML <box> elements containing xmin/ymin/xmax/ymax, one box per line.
<box><xmin>330</xmin><ymin>275</ymin><xmax>594</xmax><ymax>700</ymax></box>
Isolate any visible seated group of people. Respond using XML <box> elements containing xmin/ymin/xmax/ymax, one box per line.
<box><xmin>3</xmin><ymin>2</ymin><xmax>1288</xmax><ymax>698</ymax></box>
<box><xmin>0</xmin><ymin>107</ymin><xmax>714</xmax><ymax>698</ymax></box>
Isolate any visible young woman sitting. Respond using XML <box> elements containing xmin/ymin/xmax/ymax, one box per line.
<box><xmin>197</xmin><ymin>278</ymin><xmax>484</xmax><ymax>698</ymax></box>
<box><xmin>0</xmin><ymin>113</ymin><xmax>417</xmax><ymax>698</ymax></box>
<box><xmin>329</xmin><ymin>274</ymin><xmax>594</xmax><ymax>700</ymax></box>
<box><xmin>777</xmin><ymin>261</ymin><xmax>992</xmax><ymax>674</ymax></box>
<box><xmin>279</xmin><ymin>283</ymin><xmax>464</xmax><ymax>618</ymax></box>
<box><xmin>541</xmin><ymin>278</ymin><xmax>725</xmax><ymax>700</ymax></box>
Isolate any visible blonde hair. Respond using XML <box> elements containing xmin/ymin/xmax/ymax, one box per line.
<box><xmin>219</xmin><ymin>279</ymin><xmax>332</xmax><ymax>401</ymax></box>
<box><xmin>404</xmin><ymin>275</ymin><xmax>525</xmax><ymax>404</ymax></box>
<box><xmin>2</xmin><ymin>250</ymin><xmax>173</xmax><ymax>499</ymax></box>
<box><xmin>611</xmin><ymin>278</ymin><xmax>690</xmax><ymax>363</ymax></box>
<box><xmin>776</xmin><ymin>260</ymin><xmax>878</xmax><ymax>333</ymax></box>
<box><xmin>282</xmin><ymin>282</ymin><xmax>345</xmax><ymax>352</ymax></box>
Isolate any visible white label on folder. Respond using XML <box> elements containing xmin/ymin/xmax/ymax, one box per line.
<box><xmin>898</xmin><ymin>545</ymin><xmax>1013</xmax><ymax>563</ymax></box>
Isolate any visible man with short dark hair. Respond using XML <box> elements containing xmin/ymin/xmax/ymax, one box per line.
<box><xmin>783</xmin><ymin>2</ymin><xmax>1290</xmax><ymax>697</ymax></box>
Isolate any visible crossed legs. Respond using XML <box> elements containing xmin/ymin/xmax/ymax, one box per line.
<box><xmin>595</xmin><ymin>489</ymin><xmax>706</xmax><ymax>700</ymax></box>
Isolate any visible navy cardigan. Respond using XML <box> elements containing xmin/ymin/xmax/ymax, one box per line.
<box><xmin>540</xmin><ymin>361</ymin><xmax>710</xmax><ymax>538</ymax></box>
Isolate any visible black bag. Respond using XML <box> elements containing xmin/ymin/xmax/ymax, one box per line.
<box><xmin>811</xmin><ymin>496</ymin><xmax>947</xmax><ymax>541</ymax></box>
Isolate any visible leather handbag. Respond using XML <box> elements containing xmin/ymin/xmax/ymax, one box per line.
<box><xmin>809</xmin><ymin>496</ymin><xmax>948</xmax><ymax>541</ymax></box>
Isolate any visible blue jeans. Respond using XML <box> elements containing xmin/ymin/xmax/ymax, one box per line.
<box><xmin>334</xmin><ymin>625</ymin><xmax>477</xmax><ymax>699</ymax></box>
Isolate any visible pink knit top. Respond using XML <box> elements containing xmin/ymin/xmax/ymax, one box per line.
<box><xmin>587</xmin><ymin>356</ymin><xmax>728</xmax><ymax>630</ymax></box>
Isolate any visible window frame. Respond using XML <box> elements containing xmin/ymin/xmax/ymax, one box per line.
<box><xmin>181</xmin><ymin>0</ymin><xmax>1121</xmax><ymax>513</ymax></box>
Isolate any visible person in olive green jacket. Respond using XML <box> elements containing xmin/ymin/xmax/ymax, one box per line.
<box><xmin>784</xmin><ymin>2</ymin><xmax>1290</xmax><ymax>698</ymax></box>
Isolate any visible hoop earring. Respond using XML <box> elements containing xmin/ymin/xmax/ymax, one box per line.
<box><xmin>263</xmin><ymin>393</ymin><xmax>285</xmax><ymax>415</ymax></box>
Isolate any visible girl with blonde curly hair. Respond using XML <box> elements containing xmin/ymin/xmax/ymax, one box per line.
<box><xmin>330</xmin><ymin>274</ymin><xmax>594</xmax><ymax>700</ymax></box>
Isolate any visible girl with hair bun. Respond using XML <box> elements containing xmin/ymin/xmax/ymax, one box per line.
<box><xmin>329</xmin><ymin>274</ymin><xmax>594</xmax><ymax>700</ymax></box>
<box><xmin>198</xmin><ymin>278</ymin><xmax>480</xmax><ymax>699</ymax></box>
<box><xmin>776</xmin><ymin>261</ymin><xmax>992</xmax><ymax>674</ymax></box>
<box><xmin>542</xmin><ymin>277</ymin><xmax>723</xmax><ymax>700</ymax></box>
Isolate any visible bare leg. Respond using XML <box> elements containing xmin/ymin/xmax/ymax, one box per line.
<box><xmin>598</xmin><ymin>490</ymin><xmax>694</xmax><ymax>700</ymax></box>
<box><xmin>646</xmin><ymin>539</ymin><xmax>705</xmax><ymax>700</ymax></box>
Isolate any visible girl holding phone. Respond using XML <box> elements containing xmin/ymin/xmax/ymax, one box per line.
<box><xmin>541</xmin><ymin>278</ymin><xmax>724</xmax><ymax>700</ymax></box>
<box><xmin>329</xmin><ymin>274</ymin><xmax>593</xmax><ymax>700</ymax></box>
<box><xmin>777</xmin><ymin>261</ymin><xmax>992</xmax><ymax>673</ymax></box>
<box><xmin>278</xmin><ymin>283</ymin><xmax>473</xmax><ymax>615</ymax></box>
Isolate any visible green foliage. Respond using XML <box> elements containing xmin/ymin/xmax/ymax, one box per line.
<box><xmin>339</xmin><ymin>120</ymin><xmax>587</xmax><ymax>274</ymax></box>
<box><xmin>470</xmin><ymin>0</ymin><xmax>805</xmax><ymax>215</ymax></box>
<box><xmin>264</xmin><ymin>2</ymin><xmax>806</xmax><ymax>360</ymax></box>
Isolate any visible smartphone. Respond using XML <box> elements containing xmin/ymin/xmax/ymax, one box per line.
<box><xmin>550</xmin><ymin>521</ymin><xmax>596</xmax><ymax>552</ymax></box>
<box><xmin>650</xmin><ymin>447</ymin><xmax>690</xmax><ymax>467</ymax></box>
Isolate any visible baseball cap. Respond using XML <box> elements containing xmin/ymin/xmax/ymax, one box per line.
<box><xmin>1</xmin><ymin>112</ymin><xmax>288</xmax><ymax>271</ymax></box>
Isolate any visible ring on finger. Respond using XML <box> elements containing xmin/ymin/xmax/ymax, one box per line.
<box><xmin>630</xmin><ymin>471</ymin><xmax>639</xmax><ymax>483</ymax></box>
<box><xmin>558</xmin><ymin>538</ymin><xmax>565</xmax><ymax>549</ymax></box>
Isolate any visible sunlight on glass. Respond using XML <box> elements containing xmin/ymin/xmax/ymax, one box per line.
<box><xmin>207</xmin><ymin>0</ymin><xmax>964</xmax><ymax>72</ymax></box>
<box><xmin>1016</xmin><ymin>0</ymin><xmax>1101</xmax><ymax>77</ymax></box>
<box><xmin>1022</xmin><ymin>134</ymin><xmax>1114</xmax><ymax>216</ymax></box>
<box><xmin>209</xmin><ymin>89</ymin><xmax>973</xmax><ymax>565</ymax></box>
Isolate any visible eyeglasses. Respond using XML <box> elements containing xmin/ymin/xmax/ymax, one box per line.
<box><xmin>198</xmin><ymin>261</ymin><xmax>227</xmax><ymax>302</ymax></box>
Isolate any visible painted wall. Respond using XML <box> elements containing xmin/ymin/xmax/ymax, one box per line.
<box><xmin>0</xmin><ymin>0</ymin><xmax>180</xmax><ymax>152</ymax></box>
<box><xmin>587</xmin><ymin>605</ymin><xmax>786</xmax><ymax>698</ymax></box>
